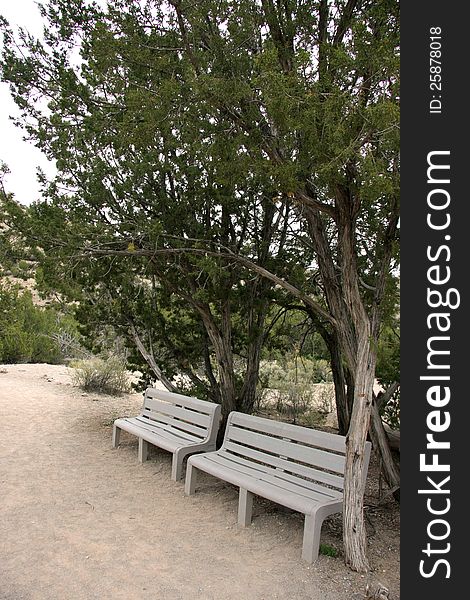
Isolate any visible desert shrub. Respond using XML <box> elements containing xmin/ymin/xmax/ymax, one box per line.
<box><xmin>259</xmin><ymin>357</ymin><xmax>333</xmax><ymax>389</ymax></box>
<box><xmin>0</xmin><ymin>285</ymin><xmax>84</xmax><ymax>363</ymax></box>
<box><xmin>274</xmin><ymin>386</ymin><xmax>313</xmax><ymax>424</ymax></box>
<box><xmin>0</xmin><ymin>283</ymin><xmax>83</xmax><ymax>364</ymax></box>
<box><xmin>71</xmin><ymin>355</ymin><xmax>130</xmax><ymax>395</ymax></box>
<box><xmin>258</xmin><ymin>357</ymin><xmax>334</xmax><ymax>424</ymax></box>
<box><xmin>0</xmin><ymin>329</ymin><xmax>33</xmax><ymax>363</ymax></box>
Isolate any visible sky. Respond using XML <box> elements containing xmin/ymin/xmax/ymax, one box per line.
<box><xmin>0</xmin><ymin>0</ymin><xmax>54</xmax><ymax>205</ymax></box>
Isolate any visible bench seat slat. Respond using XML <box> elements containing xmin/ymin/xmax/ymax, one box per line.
<box><xmin>224</xmin><ymin>441</ymin><xmax>344</xmax><ymax>491</ymax></box>
<box><xmin>134</xmin><ymin>415</ymin><xmax>204</xmax><ymax>442</ymax></box>
<box><xmin>115</xmin><ymin>421</ymin><xmax>184</xmax><ymax>452</ymax></box>
<box><xmin>117</xmin><ymin>418</ymin><xmax>200</xmax><ymax>448</ymax></box>
<box><xmin>215</xmin><ymin>451</ymin><xmax>342</xmax><ymax>501</ymax></box>
<box><xmin>227</xmin><ymin>426</ymin><xmax>345</xmax><ymax>475</ymax></box>
<box><xmin>229</xmin><ymin>412</ymin><xmax>346</xmax><ymax>454</ymax></box>
<box><xmin>144</xmin><ymin>398</ymin><xmax>210</xmax><ymax>428</ymax></box>
<box><xmin>139</xmin><ymin>411</ymin><xmax>207</xmax><ymax>439</ymax></box>
<box><xmin>189</xmin><ymin>453</ymin><xmax>341</xmax><ymax>515</ymax></box>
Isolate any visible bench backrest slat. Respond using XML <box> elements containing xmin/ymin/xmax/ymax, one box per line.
<box><xmin>141</xmin><ymin>388</ymin><xmax>220</xmax><ymax>443</ymax></box>
<box><xmin>143</xmin><ymin>397</ymin><xmax>211</xmax><ymax>428</ymax></box>
<box><xmin>138</xmin><ymin>412</ymin><xmax>207</xmax><ymax>440</ymax></box>
<box><xmin>226</xmin><ymin>424</ymin><xmax>345</xmax><ymax>475</ymax></box>
<box><xmin>222</xmin><ymin>412</ymin><xmax>372</xmax><ymax>491</ymax></box>
<box><xmin>228</xmin><ymin>411</ymin><xmax>346</xmax><ymax>453</ymax></box>
<box><xmin>145</xmin><ymin>388</ymin><xmax>216</xmax><ymax>415</ymax></box>
<box><xmin>223</xmin><ymin>441</ymin><xmax>345</xmax><ymax>490</ymax></box>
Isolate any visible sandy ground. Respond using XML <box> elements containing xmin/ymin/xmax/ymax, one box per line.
<box><xmin>0</xmin><ymin>364</ymin><xmax>400</xmax><ymax>600</ymax></box>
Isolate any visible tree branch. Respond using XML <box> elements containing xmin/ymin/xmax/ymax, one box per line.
<box><xmin>128</xmin><ymin>322</ymin><xmax>179</xmax><ymax>393</ymax></box>
<box><xmin>79</xmin><ymin>245</ymin><xmax>336</xmax><ymax>326</ymax></box>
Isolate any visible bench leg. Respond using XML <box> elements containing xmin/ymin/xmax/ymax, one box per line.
<box><xmin>184</xmin><ymin>461</ymin><xmax>198</xmax><ymax>495</ymax></box>
<box><xmin>302</xmin><ymin>511</ymin><xmax>324</xmax><ymax>564</ymax></box>
<box><xmin>238</xmin><ymin>488</ymin><xmax>254</xmax><ymax>527</ymax></box>
<box><xmin>171</xmin><ymin>452</ymin><xmax>184</xmax><ymax>481</ymax></box>
<box><xmin>138</xmin><ymin>438</ymin><xmax>148</xmax><ymax>463</ymax></box>
<box><xmin>112</xmin><ymin>425</ymin><xmax>121</xmax><ymax>448</ymax></box>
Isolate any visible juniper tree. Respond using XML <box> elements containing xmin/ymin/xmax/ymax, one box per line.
<box><xmin>1</xmin><ymin>0</ymin><xmax>399</xmax><ymax>570</ymax></box>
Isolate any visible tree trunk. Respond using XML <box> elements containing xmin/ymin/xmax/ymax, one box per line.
<box><xmin>345</xmin><ymin>367</ymin><xmax>355</xmax><ymax>422</ymax></box>
<box><xmin>190</xmin><ymin>298</ymin><xmax>237</xmax><ymax>422</ymax></box>
<box><xmin>306</xmin><ymin>315</ymin><xmax>351</xmax><ymax>435</ymax></box>
<box><xmin>240</xmin><ymin>289</ymin><xmax>269</xmax><ymax>415</ymax></box>
<box><xmin>343</xmin><ymin>327</ymin><xmax>375</xmax><ymax>572</ymax></box>
<box><xmin>209</xmin><ymin>336</ymin><xmax>237</xmax><ymax>420</ymax></box>
<box><xmin>324</xmin><ymin>332</ymin><xmax>350</xmax><ymax>435</ymax></box>
<box><xmin>376</xmin><ymin>382</ymin><xmax>399</xmax><ymax>413</ymax></box>
<box><xmin>200</xmin><ymin>317</ymin><xmax>237</xmax><ymax>420</ymax></box>
<box><xmin>241</xmin><ymin>338</ymin><xmax>264</xmax><ymax>414</ymax></box>
<box><xmin>369</xmin><ymin>402</ymin><xmax>400</xmax><ymax>502</ymax></box>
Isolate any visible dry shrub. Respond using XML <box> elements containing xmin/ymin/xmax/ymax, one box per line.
<box><xmin>71</xmin><ymin>356</ymin><xmax>130</xmax><ymax>395</ymax></box>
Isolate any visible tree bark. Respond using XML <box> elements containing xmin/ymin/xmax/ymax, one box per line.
<box><xmin>369</xmin><ymin>401</ymin><xmax>400</xmax><ymax>502</ymax></box>
<box><xmin>369</xmin><ymin>383</ymin><xmax>401</xmax><ymax>501</ymax></box>
<box><xmin>343</xmin><ymin>325</ymin><xmax>375</xmax><ymax>572</ymax></box>
<box><xmin>129</xmin><ymin>323</ymin><xmax>180</xmax><ymax>393</ymax></box>
<box><xmin>199</xmin><ymin>309</ymin><xmax>237</xmax><ymax>420</ymax></box>
<box><xmin>322</xmin><ymin>329</ymin><xmax>350</xmax><ymax>435</ymax></box>
<box><xmin>241</xmin><ymin>333</ymin><xmax>264</xmax><ymax>415</ymax></box>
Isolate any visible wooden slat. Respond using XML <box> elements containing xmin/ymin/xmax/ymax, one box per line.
<box><xmin>143</xmin><ymin>398</ymin><xmax>210</xmax><ymax>428</ymax></box>
<box><xmin>125</xmin><ymin>417</ymin><xmax>201</xmax><ymax>444</ymax></box>
<box><xmin>145</xmin><ymin>388</ymin><xmax>216</xmax><ymax>415</ymax></box>
<box><xmin>136</xmin><ymin>414</ymin><xmax>205</xmax><ymax>441</ymax></box>
<box><xmin>202</xmin><ymin>453</ymin><xmax>339</xmax><ymax>503</ymax></box>
<box><xmin>227</xmin><ymin>426</ymin><xmax>345</xmax><ymax>475</ymax></box>
<box><xmin>224</xmin><ymin>441</ymin><xmax>344</xmax><ymax>490</ymax></box>
<box><xmin>229</xmin><ymin>412</ymin><xmax>346</xmax><ymax>454</ymax></box>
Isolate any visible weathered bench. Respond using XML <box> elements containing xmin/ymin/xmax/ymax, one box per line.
<box><xmin>185</xmin><ymin>411</ymin><xmax>371</xmax><ymax>563</ymax></box>
<box><xmin>112</xmin><ymin>388</ymin><xmax>221</xmax><ymax>481</ymax></box>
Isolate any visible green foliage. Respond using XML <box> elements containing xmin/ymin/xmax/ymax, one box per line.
<box><xmin>376</xmin><ymin>320</ymin><xmax>400</xmax><ymax>429</ymax></box>
<box><xmin>71</xmin><ymin>356</ymin><xmax>130</xmax><ymax>395</ymax></box>
<box><xmin>382</xmin><ymin>392</ymin><xmax>400</xmax><ymax>431</ymax></box>
<box><xmin>319</xmin><ymin>544</ymin><xmax>339</xmax><ymax>558</ymax></box>
<box><xmin>0</xmin><ymin>282</ymin><xmax>82</xmax><ymax>364</ymax></box>
<box><xmin>0</xmin><ymin>0</ymin><xmax>400</xmax><ymax>425</ymax></box>
<box><xmin>262</xmin><ymin>309</ymin><xmax>330</xmax><ymax>364</ymax></box>
<box><xmin>376</xmin><ymin>325</ymin><xmax>400</xmax><ymax>388</ymax></box>
<box><xmin>5</xmin><ymin>259</ymin><xmax>34</xmax><ymax>280</ymax></box>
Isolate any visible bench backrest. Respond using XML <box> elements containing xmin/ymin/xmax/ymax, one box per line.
<box><xmin>141</xmin><ymin>388</ymin><xmax>221</xmax><ymax>444</ymax></box>
<box><xmin>221</xmin><ymin>411</ymin><xmax>371</xmax><ymax>493</ymax></box>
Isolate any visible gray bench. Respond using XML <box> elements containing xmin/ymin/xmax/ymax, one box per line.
<box><xmin>185</xmin><ymin>411</ymin><xmax>371</xmax><ymax>563</ymax></box>
<box><xmin>112</xmin><ymin>388</ymin><xmax>221</xmax><ymax>480</ymax></box>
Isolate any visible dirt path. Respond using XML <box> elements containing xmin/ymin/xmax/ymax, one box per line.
<box><xmin>0</xmin><ymin>364</ymin><xmax>399</xmax><ymax>600</ymax></box>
